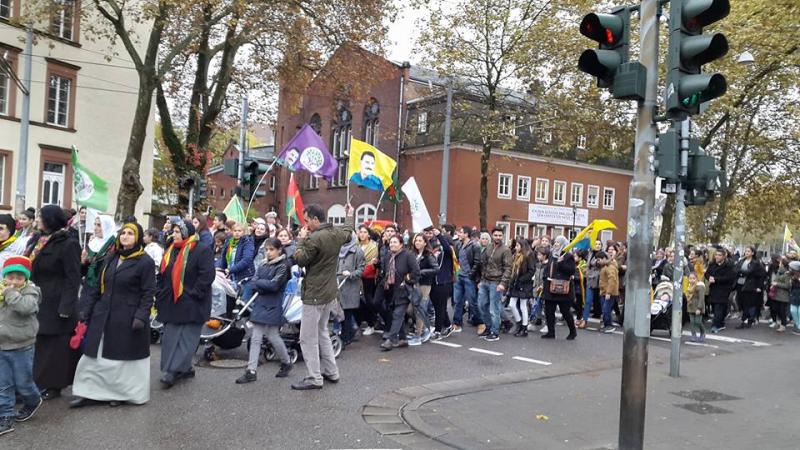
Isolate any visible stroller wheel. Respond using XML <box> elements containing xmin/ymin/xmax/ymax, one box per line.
<box><xmin>287</xmin><ymin>348</ymin><xmax>299</xmax><ymax>365</ymax></box>
<box><xmin>263</xmin><ymin>345</ymin><xmax>277</xmax><ymax>361</ymax></box>
<box><xmin>203</xmin><ymin>346</ymin><xmax>218</xmax><ymax>362</ymax></box>
<box><xmin>150</xmin><ymin>329</ymin><xmax>161</xmax><ymax>344</ymax></box>
<box><xmin>331</xmin><ymin>334</ymin><xmax>343</xmax><ymax>359</ymax></box>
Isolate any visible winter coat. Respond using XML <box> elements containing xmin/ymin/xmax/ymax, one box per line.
<box><xmin>542</xmin><ymin>254</ymin><xmax>576</xmax><ymax>302</ymax></box>
<box><xmin>616</xmin><ymin>253</ymin><xmax>627</xmax><ymax>288</ymax></box>
<box><xmin>82</xmin><ymin>253</ymin><xmax>156</xmax><ymax>361</ymax></box>
<box><xmin>217</xmin><ymin>235</ymin><xmax>255</xmax><ymax>283</ymax></box>
<box><xmin>29</xmin><ymin>231</ymin><xmax>82</xmax><ymax>336</ymax></box>
<box><xmin>532</xmin><ymin>261</ymin><xmax>545</xmax><ymax>298</ymax></box>
<box><xmin>686</xmin><ymin>282</ymin><xmax>706</xmax><ymax>313</ymax></box>
<box><xmin>415</xmin><ymin>251</ymin><xmax>438</xmax><ymax>286</ymax></box>
<box><xmin>599</xmin><ymin>259</ymin><xmax>620</xmax><ymax>297</ymax></box>
<box><xmin>773</xmin><ymin>268</ymin><xmax>791</xmax><ymax>303</ymax></box>
<box><xmin>294</xmin><ymin>223</ymin><xmax>354</xmax><ymax>305</ymax></box>
<box><xmin>337</xmin><ymin>244</ymin><xmax>365</xmax><ymax>310</ymax></box>
<box><xmin>509</xmin><ymin>254</ymin><xmax>535</xmax><ymax>299</ymax></box>
<box><xmin>790</xmin><ymin>278</ymin><xmax>800</xmax><ymax>307</ymax></box>
<box><xmin>458</xmin><ymin>239</ymin><xmax>482</xmax><ymax>281</ymax></box>
<box><xmin>433</xmin><ymin>235</ymin><xmax>455</xmax><ymax>285</ymax></box>
<box><xmin>0</xmin><ymin>283</ymin><xmax>41</xmax><ymax>350</ymax></box>
<box><xmin>198</xmin><ymin>229</ymin><xmax>213</xmax><ymax>248</ymax></box>
<box><xmin>156</xmin><ymin>244</ymin><xmax>215</xmax><ymax>325</ymax></box>
<box><xmin>250</xmin><ymin>254</ymin><xmax>291</xmax><ymax>326</ymax></box>
<box><xmin>586</xmin><ymin>251</ymin><xmax>601</xmax><ymax>289</ymax></box>
<box><xmin>480</xmin><ymin>243</ymin><xmax>512</xmax><ymax>287</ymax></box>
<box><xmin>377</xmin><ymin>249</ymin><xmax>420</xmax><ymax>305</ymax></box>
<box><xmin>704</xmin><ymin>259</ymin><xmax>736</xmax><ymax>304</ymax></box>
<box><xmin>734</xmin><ymin>258</ymin><xmax>766</xmax><ymax>293</ymax></box>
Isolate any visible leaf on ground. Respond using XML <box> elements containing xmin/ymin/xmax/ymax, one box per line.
<box><xmin>536</xmin><ymin>414</ymin><xmax>549</xmax><ymax>421</ymax></box>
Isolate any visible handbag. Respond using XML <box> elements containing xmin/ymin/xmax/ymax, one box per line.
<box><xmin>548</xmin><ymin>260</ymin><xmax>571</xmax><ymax>295</ymax></box>
<box><xmin>768</xmin><ymin>284</ymin><xmax>777</xmax><ymax>300</ymax></box>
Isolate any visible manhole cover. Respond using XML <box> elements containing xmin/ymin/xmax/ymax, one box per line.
<box><xmin>208</xmin><ymin>358</ymin><xmax>248</xmax><ymax>369</ymax></box>
<box><xmin>671</xmin><ymin>390</ymin><xmax>741</xmax><ymax>402</ymax></box>
<box><xmin>674</xmin><ymin>403</ymin><xmax>732</xmax><ymax>415</ymax></box>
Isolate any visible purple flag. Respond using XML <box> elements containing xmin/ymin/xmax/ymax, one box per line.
<box><xmin>276</xmin><ymin>124</ymin><xmax>337</xmax><ymax>180</ymax></box>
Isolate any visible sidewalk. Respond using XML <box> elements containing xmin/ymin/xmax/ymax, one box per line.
<box><xmin>407</xmin><ymin>344</ymin><xmax>797</xmax><ymax>450</ymax></box>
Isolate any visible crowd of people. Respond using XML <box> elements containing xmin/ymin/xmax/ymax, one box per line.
<box><xmin>2</xmin><ymin>202</ymin><xmax>799</xmax><ymax>437</ymax></box>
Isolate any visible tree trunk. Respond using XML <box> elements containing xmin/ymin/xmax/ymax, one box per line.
<box><xmin>115</xmin><ymin>75</ymin><xmax>156</xmax><ymax>221</ymax></box>
<box><xmin>710</xmin><ymin>192</ymin><xmax>732</xmax><ymax>243</ymax></box>
<box><xmin>479</xmin><ymin>141</ymin><xmax>491</xmax><ymax>230</ymax></box>
<box><xmin>658</xmin><ymin>195</ymin><xmax>675</xmax><ymax>249</ymax></box>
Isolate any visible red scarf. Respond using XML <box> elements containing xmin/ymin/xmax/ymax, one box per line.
<box><xmin>160</xmin><ymin>234</ymin><xmax>198</xmax><ymax>303</ymax></box>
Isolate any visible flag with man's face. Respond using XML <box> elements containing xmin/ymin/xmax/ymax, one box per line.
<box><xmin>348</xmin><ymin>138</ymin><xmax>397</xmax><ymax>191</ymax></box>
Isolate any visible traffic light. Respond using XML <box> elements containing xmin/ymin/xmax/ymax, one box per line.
<box><xmin>578</xmin><ymin>6</ymin><xmax>646</xmax><ymax>101</ymax></box>
<box><xmin>666</xmin><ymin>0</ymin><xmax>730</xmax><ymax>120</ymax></box>
<box><xmin>654</xmin><ymin>128</ymin><xmax>681</xmax><ymax>190</ymax></box>
<box><xmin>684</xmin><ymin>138</ymin><xmax>722</xmax><ymax>206</ymax></box>
<box><xmin>196</xmin><ymin>178</ymin><xmax>208</xmax><ymax>201</ymax></box>
<box><xmin>178</xmin><ymin>175</ymin><xmax>195</xmax><ymax>191</ymax></box>
<box><xmin>243</xmin><ymin>158</ymin><xmax>269</xmax><ymax>199</ymax></box>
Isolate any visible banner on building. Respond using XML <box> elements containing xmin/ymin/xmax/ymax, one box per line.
<box><xmin>528</xmin><ymin>204</ymin><xmax>589</xmax><ymax>227</ymax></box>
<box><xmin>401</xmin><ymin>177</ymin><xmax>433</xmax><ymax>232</ymax></box>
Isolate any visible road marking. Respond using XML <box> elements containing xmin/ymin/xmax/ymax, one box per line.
<box><xmin>684</xmin><ymin>341</ymin><xmax>719</xmax><ymax>349</ymax></box>
<box><xmin>468</xmin><ymin>347</ymin><xmax>503</xmax><ymax>356</ymax></box>
<box><xmin>649</xmin><ymin>336</ymin><xmax>671</xmax><ymax>342</ymax></box>
<box><xmin>431</xmin><ymin>340</ymin><xmax>462</xmax><ymax>348</ymax></box>
<box><xmin>681</xmin><ymin>331</ymin><xmax>770</xmax><ymax>347</ymax></box>
<box><xmin>512</xmin><ymin>356</ymin><xmax>552</xmax><ymax>366</ymax></box>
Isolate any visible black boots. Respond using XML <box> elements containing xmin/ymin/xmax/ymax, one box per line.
<box><xmin>514</xmin><ymin>322</ymin><xmax>528</xmax><ymax>337</ymax></box>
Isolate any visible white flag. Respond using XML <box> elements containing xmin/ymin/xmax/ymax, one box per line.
<box><xmin>401</xmin><ymin>177</ymin><xmax>433</xmax><ymax>232</ymax></box>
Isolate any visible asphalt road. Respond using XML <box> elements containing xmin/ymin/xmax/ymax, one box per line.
<box><xmin>5</xmin><ymin>317</ymin><xmax>783</xmax><ymax>449</ymax></box>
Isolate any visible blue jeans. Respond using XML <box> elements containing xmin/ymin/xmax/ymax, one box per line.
<box><xmin>791</xmin><ymin>304</ymin><xmax>800</xmax><ymax>331</ymax></box>
<box><xmin>529</xmin><ymin>297</ymin><xmax>542</xmax><ymax>322</ymax></box>
<box><xmin>582</xmin><ymin>288</ymin><xmax>597</xmax><ymax>321</ymax></box>
<box><xmin>0</xmin><ymin>345</ymin><xmax>40</xmax><ymax>418</ymax></box>
<box><xmin>453</xmin><ymin>277</ymin><xmax>478</xmax><ymax>326</ymax></box>
<box><xmin>602</xmin><ymin>295</ymin><xmax>618</xmax><ymax>327</ymax></box>
<box><xmin>477</xmin><ymin>282</ymin><xmax>503</xmax><ymax>334</ymax></box>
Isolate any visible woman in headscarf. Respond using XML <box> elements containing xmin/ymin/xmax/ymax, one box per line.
<box><xmin>251</xmin><ymin>220</ymin><xmax>271</xmax><ymax>268</ymax></box>
<box><xmin>71</xmin><ymin>222</ymin><xmax>156</xmax><ymax>407</ymax></box>
<box><xmin>156</xmin><ymin>221</ymin><xmax>215</xmax><ymax>388</ymax></box>
<box><xmin>82</xmin><ymin>215</ymin><xmax>119</xmax><ymax>292</ymax></box>
<box><xmin>24</xmin><ymin>205</ymin><xmax>82</xmax><ymax>400</ymax></box>
<box><xmin>540</xmin><ymin>235</ymin><xmax>577</xmax><ymax>340</ymax></box>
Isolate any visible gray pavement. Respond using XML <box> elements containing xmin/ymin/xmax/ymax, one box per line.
<box><xmin>3</xmin><ymin>318</ymin><xmax>791</xmax><ymax>449</ymax></box>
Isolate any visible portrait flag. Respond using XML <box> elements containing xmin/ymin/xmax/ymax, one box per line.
<box><xmin>285</xmin><ymin>173</ymin><xmax>306</xmax><ymax>226</ymax></box>
<box><xmin>276</xmin><ymin>124</ymin><xmax>337</xmax><ymax>180</ymax></box>
<box><xmin>348</xmin><ymin>138</ymin><xmax>397</xmax><ymax>191</ymax></box>
<box><xmin>71</xmin><ymin>146</ymin><xmax>109</xmax><ymax>212</ymax></box>
<box><xmin>400</xmin><ymin>177</ymin><xmax>433</xmax><ymax>232</ymax></box>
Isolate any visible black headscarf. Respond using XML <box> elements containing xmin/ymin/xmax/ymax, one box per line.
<box><xmin>116</xmin><ymin>222</ymin><xmax>145</xmax><ymax>258</ymax></box>
<box><xmin>39</xmin><ymin>205</ymin><xmax>68</xmax><ymax>235</ymax></box>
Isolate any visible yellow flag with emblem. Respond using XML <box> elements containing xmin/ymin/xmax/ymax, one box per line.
<box><xmin>348</xmin><ymin>138</ymin><xmax>397</xmax><ymax>191</ymax></box>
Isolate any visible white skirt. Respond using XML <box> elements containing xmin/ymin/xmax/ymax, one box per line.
<box><xmin>72</xmin><ymin>335</ymin><xmax>150</xmax><ymax>404</ymax></box>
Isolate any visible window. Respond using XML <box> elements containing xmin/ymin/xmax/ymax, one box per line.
<box><xmin>45</xmin><ymin>60</ymin><xmax>78</xmax><ymax>129</ymax></box>
<box><xmin>230</xmin><ymin>188</ymin><xmax>235</xmax><ymax>198</ymax></box>
<box><xmin>577</xmin><ymin>135</ymin><xmax>587</xmax><ymax>149</ymax></box>
<box><xmin>553</xmin><ymin>180</ymin><xmax>566</xmax><ymax>205</ymax></box>
<box><xmin>534</xmin><ymin>224</ymin><xmax>548</xmax><ymax>238</ymax></box>
<box><xmin>417</xmin><ymin>111</ymin><xmax>428</xmax><ymax>134</ymax></box>
<box><xmin>495</xmin><ymin>221</ymin><xmax>510</xmax><ymax>244</ymax></box>
<box><xmin>0</xmin><ymin>0</ymin><xmax>11</xmax><ymax>19</ymax></box>
<box><xmin>603</xmin><ymin>187</ymin><xmax>615</xmax><ymax>210</ymax></box>
<box><xmin>330</xmin><ymin>104</ymin><xmax>351</xmax><ymax>187</ymax></box>
<box><xmin>505</xmin><ymin>115</ymin><xmax>516</xmax><ymax>136</ymax></box>
<box><xmin>41</xmin><ymin>162</ymin><xmax>65</xmax><ymax>206</ymax></box>
<box><xmin>0</xmin><ymin>60</ymin><xmax>8</xmax><ymax>116</ymax></box>
<box><xmin>309</xmin><ymin>113</ymin><xmax>322</xmax><ymax>135</ymax></box>
<box><xmin>219</xmin><ymin>188</ymin><xmax>225</xmax><ymax>199</ymax></box>
<box><xmin>0</xmin><ymin>151</ymin><xmax>10</xmax><ymax>206</ymax></box>
<box><xmin>327</xmin><ymin>204</ymin><xmax>346</xmax><ymax>226</ymax></box>
<box><xmin>210</xmin><ymin>187</ymin><xmax>216</xmax><ymax>198</ymax></box>
<box><xmin>570</xmin><ymin>183</ymin><xmax>583</xmax><ymax>206</ymax></box>
<box><xmin>553</xmin><ymin>226</ymin><xmax>565</xmax><ymax>237</ymax></box>
<box><xmin>587</xmin><ymin>185</ymin><xmax>600</xmax><ymax>208</ymax></box>
<box><xmin>364</xmin><ymin>99</ymin><xmax>380</xmax><ymax>146</ymax></box>
<box><xmin>514</xmin><ymin>223</ymin><xmax>529</xmax><ymax>239</ymax></box>
<box><xmin>269</xmin><ymin>175</ymin><xmax>276</xmax><ymax>191</ymax></box>
<box><xmin>516</xmin><ymin>176</ymin><xmax>531</xmax><ymax>201</ymax></box>
<box><xmin>535</xmin><ymin>178</ymin><xmax>549</xmax><ymax>203</ymax></box>
<box><xmin>569</xmin><ymin>227</ymin><xmax>582</xmax><ymax>240</ymax></box>
<box><xmin>308</xmin><ymin>175</ymin><xmax>319</xmax><ymax>190</ymax></box>
<box><xmin>355</xmin><ymin>203</ymin><xmax>376</xmax><ymax>224</ymax></box>
<box><xmin>600</xmin><ymin>229</ymin><xmax>614</xmax><ymax>244</ymax></box>
<box><xmin>51</xmin><ymin>0</ymin><xmax>76</xmax><ymax>41</ymax></box>
<box><xmin>497</xmin><ymin>173</ymin><xmax>512</xmax><ymax>199</ymax></box>
<box><xmin>0</xmin><ymin>46</ymin><xmax>18</xmax><ymax>117</ymax></box>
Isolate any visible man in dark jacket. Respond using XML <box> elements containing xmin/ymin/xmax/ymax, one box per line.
<box><xmin>454</xmin><ymin>227</ymin><xmax>482</xmax><ymax>331</ymax></box>
<box><xmin>428</xmin><ymin>227</ymin><xmax>456</xmax><ymax>338</ymax></box>
<box><xmin>291</xmin><ymin>204</ymin><xmax>354</xmax><ymax>390</ymax></box>
<box><xmin>477</xmin><ymin>228</ymin><xmax>512</xmax><ymax>341</ymax></box>
<box><xmin>705</xmin><ymin>246</ymin><xmax>736</xmax><ymax>332</ymax></box>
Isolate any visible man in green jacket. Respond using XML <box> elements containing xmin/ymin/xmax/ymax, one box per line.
<box><xmin>291</xmin><ymin>204</ymin><xmax>354</xmax><ymax>390</ymax></box>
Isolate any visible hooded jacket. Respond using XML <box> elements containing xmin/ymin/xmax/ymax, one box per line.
<box><xmin>0</xmin><ymin>283</ymin><xmax>41</xmax><ymax>350</ymax></box>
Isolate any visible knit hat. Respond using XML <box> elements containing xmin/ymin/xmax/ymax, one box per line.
<box><xmin>3</xmin><ymin>256</ymin><xmax>32</xmax><ymax>280</ymax></box>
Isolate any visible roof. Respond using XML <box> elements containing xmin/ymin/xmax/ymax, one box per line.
<box><xmin>406</xmin><ymin>65</ymin><xmax>536</xmax><ymax>109</ymax></box>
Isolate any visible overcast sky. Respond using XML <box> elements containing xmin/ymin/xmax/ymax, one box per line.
<box><xmin>387</xmin><ymin>3</ymin><xmax>422</xmax><ymax>64</ymax></box>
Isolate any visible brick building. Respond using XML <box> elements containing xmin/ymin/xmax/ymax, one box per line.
<box><xmin>205</xmin><ymin>142</ymin><xmax>279</xmax><ymax>214</ymax></box>
<box><xmin>272</xmin><ymin>44</ymin><xmax>633</xmax><ymax>240</ymax></box>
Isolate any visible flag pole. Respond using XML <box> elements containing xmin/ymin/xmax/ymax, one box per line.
<box><xmin>375</xmin><ymin>189</ymin><xmax>386</xmax><ymax>217</ymax></box>
<box><xmin>245</xmin><ymin>158</ymin><xmax>279</xmax><ymax>217</ymax></box>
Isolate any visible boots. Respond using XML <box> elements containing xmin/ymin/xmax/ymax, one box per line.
<box><xmin>515</xmin><ymin>323</ymin><xmax>528</xmax><ymax>337</ymax></box>
<box><xmin>276</xmin><ymin>363</ymin><xmax>293</xmax><ymax>378</ymax></box>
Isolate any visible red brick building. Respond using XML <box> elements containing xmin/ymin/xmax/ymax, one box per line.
<box><xmin>271</xmin><ymin>44</ymin><xmax>633</xmax><ymax>240</ymax></box>
<box><xmin>205</xmin><ymin>142</ymin><xmax>279</xmax><ymax>215</ymax></box>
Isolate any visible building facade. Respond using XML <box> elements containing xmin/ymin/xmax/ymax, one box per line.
<box><xmin>206</xmin><ymin>142</ymin><xmax>278</xmax><ymax>214</ymax></box>
<box><xmin>0</xmin><ymin>2</ymin><xmax>154</xmax><ymax>218</ymax></box>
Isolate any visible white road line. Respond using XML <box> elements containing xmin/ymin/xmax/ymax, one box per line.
<box><xmin>468</xmin><ymin>347</ymin><xmax>504</xmax><ymax>356</ymax></box>
<box><xmin>685</xmin><ymin>341</ymin><xmax>719</xmax><ymax>349</ymax></box>
<box><xmin>649</xmin><ymin>336</ymin><xmax>671</xmax><ymax>342</ymax></box>
<box><xmin>681</xmin><ymin>331</ymin><xmax>770</xmax><ymax>347</ymax></box>
<box><xmin>512</xmin><ymin>356</ymin><xmax>553</xmax><ymax>366</ymax></box>
<box><xmin>431</xmin><ymin>340</ymin><xmax>462</xmax><ymax>348</ymax></box>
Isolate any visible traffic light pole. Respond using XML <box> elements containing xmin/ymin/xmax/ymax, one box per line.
<box><xmin>188</xmin><ymin>185</ymin><xmax>195</xmax><ymax>221</ymax></box>
<box><xmin>618</xmin><ymin>1</ymin><xmax>658</xmax><ymax>449</ymax></box>
<box><xmin>669</xmin><ymin>118</ymin><xmax>689</xmax><ymax>377</ymax></box>
<box><xmin>237</xmin><ymin>97</ymin><xmax>249</xmax><ymax>195</ymax></box>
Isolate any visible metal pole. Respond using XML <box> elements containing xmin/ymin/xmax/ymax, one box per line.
<box><xmin>245</xmin><ymin>158</ymin><xmax>279</xmax><ymax>217</ymax></box>
<box><xmin>237</xmin><ymin>97</ymin><xmax>249</xmax><ymax>188</ymax></box>
<box><xmin>438</xmin><ymin>85</ymin><xmax>452</xmax><ymax>226</ymax></box>
<box><xmin>188</xmin><ymin>186</ymin><xmax>195</xmax><ymax>220</ymax></box>
<box><xmin>15</xmin><ymin>25</ymin><xmax>33</xmax><ymax>214</ymax></box>
<box><xmin>619</xmin><ymin>1</ymin><xmax>659</xmax><ymax>449</ymax></box>
<box><xmin>669</xmin><ymin>119</ymin><xmax>689</xmax><ymax>377</ymax></box>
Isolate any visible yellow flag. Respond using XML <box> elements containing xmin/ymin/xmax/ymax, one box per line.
<box><xmin>348</xmin><ymin>138</ymin><xmax>397</xmax><ymax>191</ymax></box>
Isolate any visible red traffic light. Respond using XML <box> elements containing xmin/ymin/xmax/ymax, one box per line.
<box><xmin>580</xmin><ymin>13</ymin><xmax>624</xmax><ymax>47</ymax></box>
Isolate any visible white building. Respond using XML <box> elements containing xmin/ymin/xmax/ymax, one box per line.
<box><xmin>0</xmin><ymin>1</ymin><xmax>153</xmax><ymax>219</ymax></box>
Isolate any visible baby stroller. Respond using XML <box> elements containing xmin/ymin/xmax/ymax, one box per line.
<box><xmin>651</xmin><ymin>278</ymin><xmax>674</xmax><ymax>335</ymax></box>
<box><xmin>200</xmin><ymin>277</ymin><xmax>256</xmax><ymax>361</ymax></box>
<box><xmin>249</xmin><ymin>273</ymin><xmax>344</xmax><ymax>365</ymax></box>
<box><xmin>150</xmin><ymin>306</ymin><xmax>163</xmax><ymax>344</ymax></box>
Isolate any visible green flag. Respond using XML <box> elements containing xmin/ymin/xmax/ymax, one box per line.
<box><xmin>382</xmin><ymin>169</ymin><xmax>404</xmax><ymax>204</ymax></box>
<box><xmin>223</xmin><ymin>195</ymin><xmax>246</xmax><ymax>224</ymax></box>
<box><xmin>71</xmin><ymin>146</ymin><xmax>109</xmax><ymax>212</ymax></box>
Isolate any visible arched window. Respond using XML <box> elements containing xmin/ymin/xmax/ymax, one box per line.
<box><xmin>309</xmin><ymin>113</ymin><xmax>322</xmax><ymax>135</ymax></box>
<box><xmin>327</xmin><ymin>204</ymin><xmax>346</xmax><ymax>225</ymax></box>
<box><xmin>355</xmin><ymin>203</ymin><xmax>377</xmax><ymax>224</ymax></box>
<box><xmin>364</xmin><ymin>98</ymin><xmax>380</xmax><ymax>147</ymax></box>
<box><xmin>330</xmin><ymin>102</ymin><xmax>351</xmax><ymax>187</ymax></box>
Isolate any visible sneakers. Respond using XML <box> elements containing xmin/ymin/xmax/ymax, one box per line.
<box><xmin>431</xmin><ymin>331</ymin><xmax>443</xmax><ymax>340</ymax></box>
<box><xmin>291</xmin><ymin>377</ymin><xmax>323</xmax><ymax>390</ymax></box>
<box><xmin>476</xmin><ymin>324</ymin><xmax>487</xmax><ymax>335</ymax></box>
<box><xmin>408</xmin><ymin>336</ymin><xmax>422</xmax><ymax>346</ymax></box>
<box><xmin>362</xmin><ymin>326</ymin><xmax>375</xmax><ymax>336</ymax></box>
<box><xmin>441</xmin><ymin>325</ymin><xmax>455</xmax><ymax>338</ymax></box>
<box><xmin>452</xmin><ymin>325</ymin><xmax>463</xmax><ymax>333</ymax></box>
<box><xmin>576</xmin><ymin>319</ymin><xmax>587</xmax><ymax>329</ymax></box>
<box><xmin>380</xmin><ymin>339</ymin><xmax>394</xmax><ymax>351</ymax></box>
<box><xmin>483</xmin><ymin>333</ymin><xmax>500</xmax><ymax>342</ymax></box>
<box><xmin>539</xmin><ymin>325</ymin><xmax>549</xmax><ymax>334</ymax></box>
<box><xmin>420</xmin><ymin>328</ymin><xmax>432</xmax><ymax>343</ymax></box>
<box><xmin>735</xmin><ymin>322</ymin><xmax>749</xmax><ymax>329</ymax></box>
<box><xmin>0</xmin><ymin>417</ymin><xmax>14</xmax><ymax>436</ymax></box>
<box><xmin>15</xmin><ymin>397</ymin><xmax>42</xmax><ymax>422</ymax></box>
<box><xmin>603</xmin><ymin>326</ymin><xmax>616</xmax><ymax>333</ymax></box>
<box><xmin>276</xmin><ymin>363</ymin><xmax>293</xmax><ymax>378</ymax></box>
<box><xmin>477</xmin><ymin>328</ymin><xmax>491</xmax><ymax>337</ymax></box>
<box><xmin>235</xmin><ymin>370</ymin><xmax>257</xmax><ymax>384</ymax></box>
<box><xmin>777</xmin><ymin>325</ymin><xmax>786</xmax><ymax>333</ymax></box>
<box><xmin>769</xmin><ymin>322</ymin><xmax>778</xmax><ymax>329</ymax></box>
